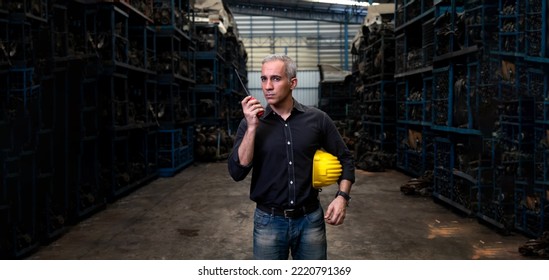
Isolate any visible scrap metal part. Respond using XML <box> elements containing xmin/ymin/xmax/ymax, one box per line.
<box><xmin>400</xmin><ymin>170</ymin><xmax>433</xmax><ymax>196</ymax></box>
<box><xmin>519</xmin><ymin>231</ymin><xmax>549</xmax><ymax>258</ymax></box>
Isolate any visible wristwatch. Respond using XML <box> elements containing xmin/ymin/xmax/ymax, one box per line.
<box><xmin>335</xmin><ymin>190</ymin><xmax>351</xmax><ymax>204</ymax></box>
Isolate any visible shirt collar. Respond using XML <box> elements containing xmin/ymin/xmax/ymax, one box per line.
<box><xmin>262</xmin><ymin>98</ymin><xmax>305</xmax><ymax>118</ymax></box>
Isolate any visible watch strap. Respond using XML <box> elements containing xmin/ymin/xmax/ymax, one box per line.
<box><xmin>335</xmin><ymin>190</ymin><xmax>351</xmax><ymax>202</ymax></box>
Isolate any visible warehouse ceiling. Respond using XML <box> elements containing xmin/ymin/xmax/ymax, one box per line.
<box><xmin>224</xmin><ymin>0</ymin><xmax>394</xmax><ymax>24</ymax></box>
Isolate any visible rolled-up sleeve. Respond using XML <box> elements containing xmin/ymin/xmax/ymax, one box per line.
<box><xmin>227</xmin><ymin>119</ymin><xmax>253</xmax><ymax>181</ymax></box>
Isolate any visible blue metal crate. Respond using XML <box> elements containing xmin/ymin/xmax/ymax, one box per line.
<box><xmin>6</xmin><ymin>150</ymin><xmax>40</xmax><ymax>258</ymax></box>
<box><xmin>146</xmin><ymin>130</ymin><xmax>158</xmax><ymax>173</ymax></box>
<box><xmin>528</xmin><ymin>67</ymin><xmax>548</xmax><ymax>123</ymax></box>
<box><xmin>72</xmin><ymin>137</ymin><xmax>104</xmax><ymax>220</ymax></box>
<box><xmin>128</xmin><ymin>25</ymin><xmax>157</xmax><ymax>71</ymax></box>
<box><xmin>433</xmin><ymin>4</ymin><xmax>462</xmax><ymax>57</ymax></box>
<box><xmin>434</xmin><ymin>167</ymin><xmax>453</xmax><ymax>200</ymax></box>
<box><xmin>396</xmin><ymin>125</ymin><xmax>434</xmax><ymax>177</ymax></box>
<box><xmin>158</xmin><ymin>127</ymin><xmax>193</xmax><ymax>177</ymax></box>
<box><xmin>498</xmin><ymin>121</ymin><xmax>535</xmax><ymax>184</ymax></box>
<box><xmin>525</xmin><ymin>0</ymin><xmax>548</xmax><ymax>60</ymax></box>
<box><xmin>395</xmin><ymin>34</ymin><xmax>406</xmax><ymax>73</ymax></box>
<box><xmin>97</xmin><ymin>4</ymin><xmax>129</xmax><ymax>66</ymax></box>
<box><xmin>434</xmin><ymin>137</ymin><xmax>453</xmax><ymax>171</ymax></box>
<box><xmin>8</xmin><ymin>0</ymin><xmax>49</xmax><ymax>23</ymax></box>
<box><xmin>464</xmin><ymin>1</ymin><xmax>498</xmax><ymax>49</ymax></box>
<box><xmin>8</xmin><ymin>68</ymin><xmax>39</xmax><ymax>110</ymax></box>
<box><xmin>423</xmin><ymin>18</ymin><xmax>435</xmax><ymax>67</ymax></box>
<box><xmin>498</xmin><ymin>0</ymin><xmax>525</xmax><ymax>55</ymax></box>
<box><xmin>433</xmin><ymin>137</ymin><xmax>454</xmax><ymax>199</ymax></box>
<box><xmin>152</xmin><ymin>0</ymin><xmax>192</xmax><ymax>35</ymax></box>
<box><xmin>396</xmin><ymin>127</ymin><xmax>408</xmax><ymax>170</ymax></box>
<box><xmin>36</xmin><ymin>160</ymin><xmax>67</xmax><ymax>241</ymax></box>
<box><xmin>514</xmin><ymin>181</ymin><xmax>549</xmax><ymax>238</ymax></box>
<box><xmin>432</xmin><ymin>65</ymin><xmax>452</xmax><ymax>127</ymax></box>
<box><xmin>477</xmin><ymin>167</ymin><xmax>515</xmax><ymax>231</ymax></box>
<box><xmin>8</xmin><ymin>20</ymin><xmax>35</xmax><ymax>66</ymax></box>
<box><xmin>534</xmin><ymin>127</ymin><xmax>549</xmax><ymax>183</ymax></box>
<box><xmin>51</xmin><ymin>3</ymin><xmax>69</xmax><ymax>59</ymax></box>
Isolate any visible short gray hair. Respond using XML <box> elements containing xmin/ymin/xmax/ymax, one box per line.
<box><xmin>262</xmin><ymin>54</ymin><xmax>297</xmax><ymax>80</ymax></box>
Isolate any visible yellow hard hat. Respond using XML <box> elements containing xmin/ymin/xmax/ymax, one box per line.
<box><xmin>312</xmin><ymin>150</ymin><xmax>342</xmax><ymax>188</ymax></box>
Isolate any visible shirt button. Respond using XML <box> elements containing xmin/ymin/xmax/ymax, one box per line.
<box><xmin>289</xmin><ymin>161</ymin><xmax>292</xmax><ymax>165</ymax></box>
<box><xmin>285</xmin><ymin>124</ymin><xmax>288</xmax><ymax>127</ymax></box>
<box><xmin>287</xmin><ymin>141</ymin><xmax>291</xmax><ymax>145</ymax></box>
<box><xmin>290</xmin><ymin>181</ymin><xmax>293</xmax><ymax>184</ymax></box>
<box><xmin>290</xmin><ymin>200</ymin><xmax>294</xmax><ymax>204</ymax></box>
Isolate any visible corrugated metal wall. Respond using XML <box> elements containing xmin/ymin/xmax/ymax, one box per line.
<box><xmin>234</xmin><ymin>14</ymin><xmax>360</xmax><ymax>107</ymax></box>
<box><xmin>235</xmin><ymin>14</ymin><xmax>361</xmax><ymax>71</ymax></box>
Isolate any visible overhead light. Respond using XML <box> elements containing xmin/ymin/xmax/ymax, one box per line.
<box><xmin>304</xmin><ymin>0</ymin><xmax>379</xmax><ymax>7</ymax></box>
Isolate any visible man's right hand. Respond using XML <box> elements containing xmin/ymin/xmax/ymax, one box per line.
<box><xmin>242</xmin><ymin>96</ymin><xmax>264</xmax><ymax>124</ymax></box>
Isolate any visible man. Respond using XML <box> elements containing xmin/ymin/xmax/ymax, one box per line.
<box><xmin>228</xmin><ymin>54</ymin><xmax>355</xmax><ymax>260</ymax></box>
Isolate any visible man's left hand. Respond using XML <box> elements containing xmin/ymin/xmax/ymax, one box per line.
<box><xmin>324</xmin><ymin>196</ymin><xmax>347</xmax><ymax>226</ymax></box>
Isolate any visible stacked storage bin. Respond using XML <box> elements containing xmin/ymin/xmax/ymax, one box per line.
<box><xmin>158</xmin><ymin>126</ymin><xmax>193</xmax><ymax>177</ymax></box>
<box><xmin>394</xmin><ymin>0</ymin><xmax>435</xmax><ymax>177</ymax></box>
<box><xmin>430</xmin><ymin>0</ymin><xmax>481</xmax><ymax>218</ymax></box>
<box><xmin>350</xmin><ymin>6</ymin><xmax>397</xmax><ymax>171</ymax></box>
<box><xmin>40</xmin><ymin>1</ymin><xmax>70</xmax><ymax>242</ymax></box>
<box><xmin>389</xmin><ymin>0</ymin><xmax>549</xmax><ymax>237</ymax></box>
<box><xmin>0</xmin><ymin>0</ymin><xmax>249</xmax><ymax>258</ymax></box>
<box><xmin>428</xmin><ymin>0</ymin><xmax>515</xmax><ymax>230</ymax></box>
<box><xmin>192</xmin><ymin>22</ymin><xmax>228</xmax><ymax>162</ymax></box>
<box><xmin>513</xmin><ymin>0</ymin><xmax>549</xmax><ymax>237</ymax></box>
<box><xmin>153</xmin><ymin>0</ymin><xmax>196</xmax><ymax>176</ymax></box>
<box><xmin>224</xmin><ymin>26</ymin><xmax>247</xmax><ymax>134</ymax></box>
<box><xmin>320</xmin><ymin>80</ymin><xmax>351</xmax><ymax>121</ymax></box>
<box><xmin>459</xmin><ymin>0</ymin><xmax>501</xmax><ymax>230</ymax></box>
<box><xmin>58</xmin><ymin>0</ymin><xmax>104</xmax><ymax>224</ymax></box>
<box><xmin>0</xmin><ymin>0</ymin><xmax>49</xmax><ymax>258</ymax></box>
<box><xmin>193</xmin><ymin>23</ymin><xmax>225</xmax><ymax>122</ymax></box>
<box><xmin>192</xmin><ymin>5</ymin><xmax>246</xmax><ymax>162</ymax></box>
<box><xmin>225</xmin><ymin>30</ymin><xmax>247</xmax><ymax>135</ymax></box>
<box><xmin>384</xmin><ymin>0</ymin><xmax>549</xmax><ymax>235</ymax></box>
<box><xmin>489</xmin><ymin>0</ymin><xmax>537</xmax><ymax>234</ymax></box>
<box><xmin>95</xmin><ymin>1</ymin><xmax>160</xmax><ymax>198</ymax></box>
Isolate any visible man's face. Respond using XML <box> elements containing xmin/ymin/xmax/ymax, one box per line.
<box><xmin>260</xmin><ymin>60</ymin><xmax>297</xmax><ymax>106</ymax></box>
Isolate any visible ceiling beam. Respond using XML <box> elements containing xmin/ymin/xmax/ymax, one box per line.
<box><xmin>225</xmin><ymin>2</ymin><xmax>366</xmax><ymax>24</ymax></box>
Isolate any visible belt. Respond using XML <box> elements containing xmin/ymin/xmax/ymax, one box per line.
<box><xmin>257</xmin><ymin>203</ymin><xmax>319</xmax><ymax>219</ymax></box>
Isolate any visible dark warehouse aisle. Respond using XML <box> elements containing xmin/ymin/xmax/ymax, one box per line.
<box><xmin>27</xmin><ymin>162</ymin><xmax>530</xmax><ymax>260</ymax></box>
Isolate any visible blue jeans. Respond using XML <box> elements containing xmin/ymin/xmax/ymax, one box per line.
<box><xmin>253</xmin><ymin>206</ymin><xmax>327</xmax><ymax>260</ymax></box>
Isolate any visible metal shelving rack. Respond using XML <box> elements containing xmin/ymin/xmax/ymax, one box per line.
<box><xmin>96</xmin><ymin>0</ymin><xmax>160</xmax><ymax>198</ymax></box>
<box><xmin>56</xmin><ymin>1</ymin><xmax>105</xmax><ymax>224</ymax></box>
<box><xmin>192</xmin><ymin>21</ymin><xmax>237</xmax><ymax>162</ymax></box>
<box><xmin>0</xmin><ymin>0</ymin><xmax>248</xmax><ymax>258</ymax></box>
<box><xmin>525</xmin><ymin>0</ymin><xmax>548</xmax><ymax>62</ymax></box>
<box><xmin>0</xmin><ymin>0</ymin><xmax>57</xmax><ymax>256</ymax></box>
<box><xmin>224</xmin><ymin>29</ymin><xmax>247</xmax><ymax>131</ymax></box>
<box><xmin>318</xmin><ymin>79</ymin><xmax>352</xmax><ymax>121</ymax></box>
<box><xmin>513</xmin><ymin>62</ymin><xmax>549</xmax><ymax>237</ymax></box>
<box><xmin>486</xmin><ymin>0</ymin><xmax>535</xmax><ymax>234</ymax></box>
<box><xmin>358</xmin><ymin>80</ymin><xmax>397</xmax><ymax>170</ymax></box>
<box><xmin>153</xmin><ymin>0</ymin><xmax>195</xmax><ymax>172</ymax></box>
<box><xmin>394</xmin><ymin>0</ymin><xmax>436</xmax><ymax>177</ymax></box>
<box><xmin>498</xmin><ymin>0</ymin><xmax>524</xmax><ymax>56</ymax></box>
<box><xmin>193</xmin><ymin>23</ymin><xmax>226</xmax><ymax>123</ymax></box>
<box><xmin>0</xmin><ymin>2</ymin><xmax>45</xmax><ymax>255</ymax></box>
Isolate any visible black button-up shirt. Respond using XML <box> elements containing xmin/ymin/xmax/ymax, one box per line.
<box><xmin>228</xmin><ymin>99</ymin><xmax>355</xmax><ymax>209</ymax></box>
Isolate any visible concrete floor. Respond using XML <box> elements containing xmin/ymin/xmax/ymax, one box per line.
<box><xmin>27</xmin><ymin>162</ymin><xmax>531</xmax><ymax>260</ymax></box>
